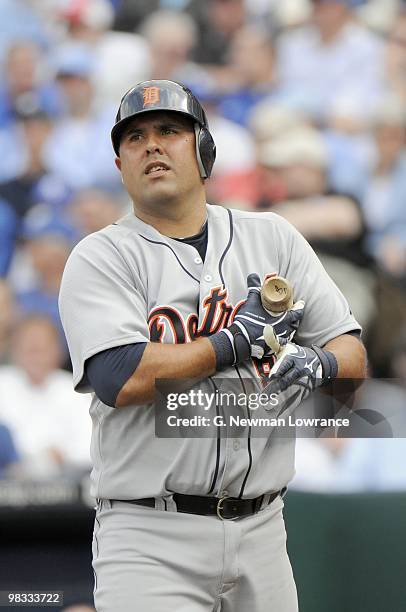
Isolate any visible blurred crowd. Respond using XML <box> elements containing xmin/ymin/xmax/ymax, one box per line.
<box><xmin>0</xmin><ymin>0</ymin><xmax>406</xmax><ymax>491</ymax></box>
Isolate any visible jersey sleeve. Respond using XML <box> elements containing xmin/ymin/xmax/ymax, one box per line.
<box><xmin>272</xmin><ymin>214</ymin><xmax>362</xmax><ymax>347</ymax></box>
<box><xmin>58</xmin><ymin>232</ymin><xmax>149</xmax><ymax>392</ymax></box>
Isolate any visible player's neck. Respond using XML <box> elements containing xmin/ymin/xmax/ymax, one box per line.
<box><xmin>134</xmin><ymin>200</ymin><xmax>207</xmax><ymax>238</ymax></box>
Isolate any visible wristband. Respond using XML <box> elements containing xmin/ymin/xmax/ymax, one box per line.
<box><xmin>209</xmin><ymin>332</ymin><xmax>235</xmax><ymax>370</ymax></box>
<box><xmin>311</xmin><ymin>345</ymin><xmax>338</xmax><ymax>384</ymax></box>
<box><xmin>209</xmin><ymin>324</ymin><xmax>251</xmax><ymax>369</ymax></box>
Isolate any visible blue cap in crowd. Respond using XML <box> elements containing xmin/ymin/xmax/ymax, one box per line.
<box><xmin>22</xmin><ymin>205</ymin><xmax>79</xmax><ymax>243</ymax></box>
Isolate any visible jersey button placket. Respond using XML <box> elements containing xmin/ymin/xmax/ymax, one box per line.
<box><xmin>204</xmin><ymin>274</ymin><xmax>212</xmax><ymax>282</ymax></box>
<box><xmin>194</xmin><ymin>256</ymin><xmax>202</xmax><ymax>265</ymax></box>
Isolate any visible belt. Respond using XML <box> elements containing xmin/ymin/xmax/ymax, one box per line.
<box><xmin>110</xmin><ymin>489</ymin><xmax>284</xmax><ymax>520</ymax></box>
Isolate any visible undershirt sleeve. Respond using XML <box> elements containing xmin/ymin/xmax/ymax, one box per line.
<box><xmin>345</xmin><ymin>330</ymin><xmax>361</xmax><ymax>338</ymax></box>
<box><xmin>85</xmin><ymin>342</ymin><xmax>147</xmax><ymax>407</ymax></box>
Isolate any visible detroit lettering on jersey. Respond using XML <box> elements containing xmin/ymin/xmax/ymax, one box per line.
<box><xmin>149</xmin><ymin>286</ymin><xmax>234</xmax><ymax>342</ymax></box>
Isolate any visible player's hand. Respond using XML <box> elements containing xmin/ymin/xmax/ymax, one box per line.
<box><xmin>219</xmin><ymin>274</ymin><xmax>305</xmax><ymax>365</ymax></box>
<box><xmin>209</xmin><ymin>274</ymin><xmax>305</xmax><ymax>369</ymax></box>
<box><xmin>265</xmin><ymin>342</ymin><xmax>337</xmax><ymax>395</ymax></box>
<box><xmin>232</xmin><ymin>273</ymin><xmax>304</xmax><ymax>360</ymax></box>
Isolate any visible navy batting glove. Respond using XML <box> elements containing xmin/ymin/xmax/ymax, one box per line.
<box><xmin>265</xmin><ymin>343</ymin><xmax>338</xmax><ymax>395</ymax></box>
<box><xmin>209</xmin><ymin>274</ymin><xmax>305</xmax><ymax>369</ymax></box>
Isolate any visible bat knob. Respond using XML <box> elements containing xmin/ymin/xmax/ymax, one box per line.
<box><xmin>261</xmin><ymin>276</ymin><xmax>293</xmax><ymax>313</ymax></box>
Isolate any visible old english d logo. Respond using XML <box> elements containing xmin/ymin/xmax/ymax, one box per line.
<box><xmin>143</xmin><ymin>86</ymin><xmax>160</xmax><ymax>107</ymax></box>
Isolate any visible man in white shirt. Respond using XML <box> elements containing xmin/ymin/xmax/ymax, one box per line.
<box><xmin>0</xmin><ymin>315</ymin><xmax>91</xmax><ymax>478</ymax></box>
<box><xmin>277</xmin><ymin>0</ymin><xmax>385</xmax><ymax>120</ymax></box>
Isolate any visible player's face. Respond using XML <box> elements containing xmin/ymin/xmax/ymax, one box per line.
<box><xmin>115</xmin><ymin>111</ymin><xmax>203</xmax><ymax>210</ymax></box>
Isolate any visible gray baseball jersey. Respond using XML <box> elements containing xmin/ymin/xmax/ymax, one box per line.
<box><xmin>59</xmin><ymin>204</ymin><xmax>360</xmax><ymax>501</ymax></box>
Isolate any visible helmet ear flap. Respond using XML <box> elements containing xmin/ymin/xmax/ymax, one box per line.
<box><xmin>194</xmin><ymin>124</ymin><xmax>216</xmax><ymax>179</ymax></box>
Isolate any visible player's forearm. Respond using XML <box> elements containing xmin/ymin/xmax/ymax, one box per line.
<box><xmin>323</xmin><ymin>334</ymin><xmax>367</xmax><ymax>379</ymax></box>
<box><xmin>115</xmin><ymin>339</ymin><xmax>216</xmax><ymax>407</ymax></box>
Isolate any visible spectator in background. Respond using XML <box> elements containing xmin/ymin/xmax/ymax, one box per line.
<box><xmin>361</xmin><ymin>96</ymin><xmax>406</xmax><ymax>281</ymax></box>
<box><xmin>45</xmin><ymin>42</ymin><xmax>119</xmax><ymax>191</ymax></box>
<box><xmin>216</xmin><ymin>25</ymin><xmax>279</xmax><ymax>126</ymax></box>
<box><xmin>0</xmin><ymin>41</ymin><xmax>61</xmax><ymax>129</ymax></box>
<box><xmin>58</xmin><ymin>0</ymin><xmax>150</xmax><ymax>104</ymax></box>
<box><xmin>141</xmin><ymin>10</ymin><xmax>212</xmax><ymax>91</ymax></box>
<box><xmin>67</xmin><ymin>188</ymin><xmax>125</xmax><ymax>237</ymax></box>
<box><xmin>257</xmin><ymin>127</ymin><xmax>362</xmax><ymax>227</ymax></box>
<box><xmin>14</xmin><ymin>214</ymin><xmax>77</xmax><ymax>351</ymax></box>
<box><xmin>322</xmin><ymin>96</ymin><xmax>374</xmax><ymax>200</ymax></box>
<box><xmin>277</xmin><ymin>0</ymin><xmax>385</xmax><ymax>121</ymax></box>
<box><xmin>248</xmin><ymin>102</ymin><xmax>311</xmax><ymax>152</ymax></box>
<box><xmin>210</xmin><ymin>103</ymin><xmax>311</xmax><ymax>205</ymax></box>
<box><xmin>0</xmin><ymin>315</ymin><xmax>91</xmax><ymax>479</ymax></box>
<box><xmin>0</xmin><ymin>101</ymin><xmax>71</xmax><ymax>217</ymax></box>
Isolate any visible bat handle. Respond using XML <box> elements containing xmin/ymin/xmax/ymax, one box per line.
<box><xmin>261</xmin><ymin>276</ymin><xmax>293</xmax><ymax>355</ymax></box>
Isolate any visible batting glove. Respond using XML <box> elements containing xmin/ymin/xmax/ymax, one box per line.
<box><xmin>265</xmin><ymin>342</ymin><xmax>338</xmax><ymax>396</ymax></box>
<box><xmin>210</xmin><ymin>273</ymin><xmax>305</xmax><ymax>368</ymax></box>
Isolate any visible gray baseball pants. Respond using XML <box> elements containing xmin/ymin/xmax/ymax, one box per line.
<box><xmin>92</xmin><ymin>496</ymin><xmax>298</xmax><ymax>612</ymax></box>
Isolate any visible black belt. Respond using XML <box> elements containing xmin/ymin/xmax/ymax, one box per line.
<box><xmin>111</xmin><ymin>490</ymin><xmax>283</xmax><ymax>520</ymax></box>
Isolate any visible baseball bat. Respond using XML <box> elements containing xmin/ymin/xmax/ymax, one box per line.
<box><xmin>260</xmin><ymin>276</ymin><xmax>293</xmax><ymax>355</ymax></box>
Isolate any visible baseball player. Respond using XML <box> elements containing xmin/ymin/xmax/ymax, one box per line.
<box><xmin>59</xmin><ymin>80</ymin><xmax>366</xmax><ymax>612</ymax></box>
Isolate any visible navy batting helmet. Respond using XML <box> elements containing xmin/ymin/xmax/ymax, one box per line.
<box><xmin>111</xmin><ymin>80</ymin><xmax>216</xmax><ymax>179</ymax></box>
